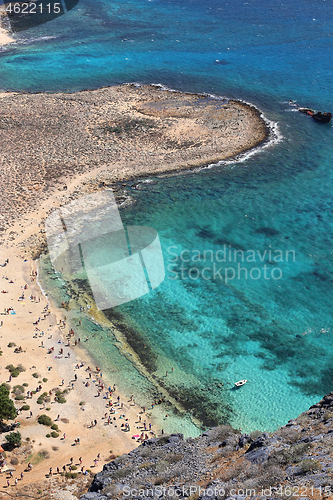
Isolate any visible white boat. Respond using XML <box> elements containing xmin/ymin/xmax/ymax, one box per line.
<box><xmin>234</xmin><ymin>379</ymin><xmax>247</xmax><ymax>387</ymax></box>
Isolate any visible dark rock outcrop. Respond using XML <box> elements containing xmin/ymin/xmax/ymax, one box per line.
<box><xmin>80</xmin><ymin>392</ymin><xmax>333</xmax><ymax>499</ymax></box>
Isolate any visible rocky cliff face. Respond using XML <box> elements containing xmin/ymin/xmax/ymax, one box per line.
<box><xmin>80</xmin><ymin>393</ymin><xmax>333</xmax><ymax>499</ymax></box>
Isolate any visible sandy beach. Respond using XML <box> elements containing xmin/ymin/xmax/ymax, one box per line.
<box><xmin>0</xmin><ymin>249</ymin><xmax>158</xmax><ymax>498</ymax></box>
<box><xmin>0</xmin><ymin>84</ymin><xmax>269</xmax><ymax>497</ymax></box>
<box><xmin>0</xmin><ymin>7</ymin><xmax>14</xmax><ymax>46</ymax></box>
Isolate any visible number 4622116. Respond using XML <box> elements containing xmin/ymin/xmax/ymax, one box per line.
<box><xmin>5</xmin><ymin>3</ymin><xmax>61</xmax><ymax>14</ymax></box>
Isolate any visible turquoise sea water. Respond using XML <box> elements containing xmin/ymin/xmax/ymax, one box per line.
<box><xmin>3</xmin><ymin>0</ymin><xmax>333</xmax><ymax>434</ymax></box>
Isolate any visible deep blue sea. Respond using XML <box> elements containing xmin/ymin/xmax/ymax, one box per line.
<box><xmin>3</xmin><ymin>0</ymin><xmax>333</xmax><ymax>435</ymax></box>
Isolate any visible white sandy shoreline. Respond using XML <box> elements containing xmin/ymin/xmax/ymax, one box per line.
<box><xmin>0</xmin><ymin>249</ymin><xmax>160</xmax><ymax>497</ymax></box>
<box><xmin>0</xmin><ymin>7</ymin><xmax>14</xmax><ymax>46</ymax></box>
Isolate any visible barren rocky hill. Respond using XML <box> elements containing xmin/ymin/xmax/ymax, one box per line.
<box><xmin>80</xmin><ymin>392</ymin><xmax>333</xmax><ymax>500</ymax></box>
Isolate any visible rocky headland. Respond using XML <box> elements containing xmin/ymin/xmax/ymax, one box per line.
<box><xmin>0</xmin><ymin>84</ymin><xmax>268</xmax><ymax>245</ymax></box>
<box><xmin>80</xmin><ymin>393</ymin><xmax>333</xmax><ymax>499</ymax></box>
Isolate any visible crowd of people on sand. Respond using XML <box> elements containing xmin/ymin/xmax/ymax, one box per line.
<box><xmin>2</xmin><ymin>453</ymin><xmax>104</xmax><ymax>487</ymax></box>
<box><xmin>0</xmin><ymin>255</ymin><xmax>164</xmax><ymax>489</ymax></box>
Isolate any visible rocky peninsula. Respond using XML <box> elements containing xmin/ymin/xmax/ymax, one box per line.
<box><xmin>0</xmin><ymin>84</ymin><xmax>268</xmax><ymax>244</ymax></box>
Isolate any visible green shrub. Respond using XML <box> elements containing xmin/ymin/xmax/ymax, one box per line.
<box><xmin>54</xmin><ymin>390</ymin><xmax>67</xmax><ymax>403</ymax></box>
<box><xmin>6</xmin><ymin>365</ymin><xmax>25</xmax><ymax>377</ymax></box>
<box><xmin>51</xmin><ymin>432</ymin><xmax>59</xmax><ymax>438</ymax></box>
<box><xmin>157</xmin><ymin>436</ymin><xmax>170</xmax><ymax>445</ymax></box>
<box><xmin>250</xmin><ymin>430</ymin><xmax>262</xmax><ymax>440</ymax></box>
<box><xmin>42</xmin><ymin>378</ymin><xmax>48</xmax><ymax>383</ymax></box>
<box><xmin>65</xmin><ymin>472</ymin><xmax>77</xmax><ymax>479</ymax></box>
<box><xmin>51</xmin><ymin>424</ymin><xmax>58</xmax><ymax>431</ymax></box>
<box><xmin>0</xmin><ymin>385</ymin><xmax>16</xmax><ymax>421</ymax></box>
<box><xmin>300</xmin><ymin>459</ymin><xmax>321</xmax><ymax>473</ymax></box>
<box><xmin>21</xmin><ymin>405</ymin><xmax>30</xmax><ymax>411</ymax></box>
<box><xmin>12</xmin><ymin>385</ymin><xmax>25</xmax><ymax>395</ymax></box>
<box><xmin>7</xmin><ymin>342</ymin><xmax>16</xmax><ymax>348</ymax></box>
<box><xmin>5</xmin><ymin>431</ymin><xmax>21</xmax><ymax>448</ymax></box>
<box><xmin>213</xmin><ymin>424</ymin><xmax>241</xmax><ymax>441</ymax></box>
<box><xmin>15</xmin><ymin>395</ymin><xmax>24</xmax><ymax>401</ymax></box>
<box><xmin>71</xmin><ymin>465</ymin><xmax>77</xmax><ymax>470</ymax></box>
<box><xmin>276</xmin><ymin>427</ymin><xmax>301</xmax><ymax>444</ymax></box>
<box><xmin>46</xmin><ymin>434</ymin><xmax>51</xmax><ymax>438</ymax></box>
<box><xmin>32</xmin><ymin>373</ymin><xmax>39</xmax><ymax>378</ymax></box>
<box><xmin>23</xmin><ymin>383</ymin><xmax>28</xmax><ymax>387</ymax></box>
<box><xmin>269</xmin><ymin>442</ymin><xmax>312</xmax><ymax>466</ymax></box>
<box><xmin>165</xmin><ymin>453</ymin><xmax>183</xmax><ymax>464</ymax></box>
<box><xmin>107</xmin><ymin>467</ymin><xmax>133</xmax><ymax>480</ymax></box>
<box><xmin>37</xmin><ymin>414</ymin><xmax>53</xmax><ymax>426</ymax></box>
<box><xmin>139</xmin><ymin>461</ymin><xmax>154</xmax><ymax>470</ymax></box>
<box><xmin>46</xmin><ymin>407</ymin><xmax>51</xmax><ymax>411</ymax></box>
<box><xmin>79</xmin><ymin>401</ymin><xmax>85</xmax><ymax>406</ymax></box>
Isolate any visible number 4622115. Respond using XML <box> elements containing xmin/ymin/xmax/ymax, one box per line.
<box><xmin>5</xmin><ymin>3</ymin><xmax>61</xmax><ymax>14</ymax></box>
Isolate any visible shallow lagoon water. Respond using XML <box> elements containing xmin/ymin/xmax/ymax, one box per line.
<box><xmin>7</xmin><ymin>0</ymin><xmax>333</xmax><ymax>433</ymax></box>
